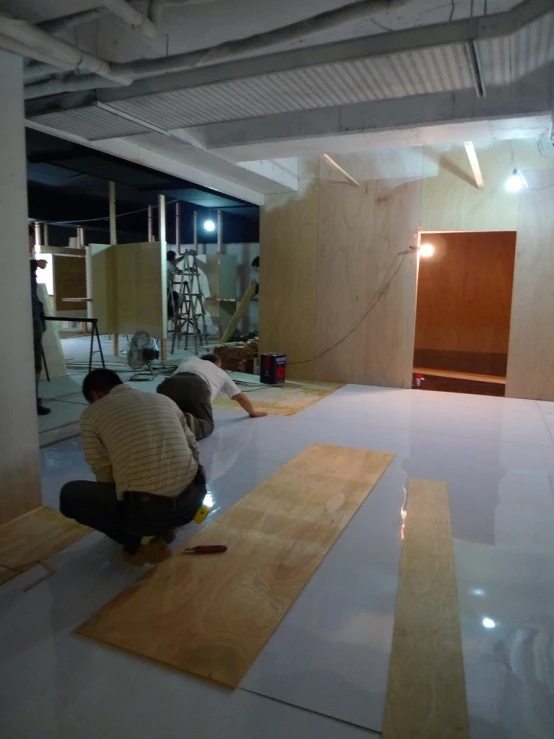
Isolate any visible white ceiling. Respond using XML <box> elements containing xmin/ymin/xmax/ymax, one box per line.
<box><xmin>4</xmin><ymin>0</ymin><xmax>553</xmax><ymax>202</ymax></box>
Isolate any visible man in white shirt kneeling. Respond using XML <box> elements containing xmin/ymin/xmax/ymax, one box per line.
<box><xmin>60</xmin><ymin>369</ymin><xmax>206</xmax><ymax>565</ymax></box>
<box><xmin>157</xmin><ymin>353</ymin><xmax>267</xmax><ymax>440</ymax></box>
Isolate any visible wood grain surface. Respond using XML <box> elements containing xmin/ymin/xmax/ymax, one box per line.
<box><xmin>0</xmin><ymin>507</ymin><xmax>91</xmax><ymax>585</ymax></box>
<box><xmin>507</xmin><ymin>170</ymin><xmax>554</xmax><ymax>400</ymax></box>
<box><xmin>414</xmin><ymin>231</ymin><xmax>516</xmax><ymax>376</ymax></box>
<box><xmin>383</xmin><ymin>479</ymin><xmax>469</xmax><ymax>739</ymax></box>
<box><xmin>259</xmin><ymin>160</ymin><xmax>320</xmax><ymax>380</ymax></box>
<box><xmin>53</xmin><ymin>254</ymin><xmax>87</xmax><ymax>312</ymax></box>
<box><xmin>76</xmin><ymin>444</ymin><xmax>394</xmax><ymax>687</ymax></box>
<box><xmin>316</xmin><ymin>178</ymin><xmax>421</xmax><ymax>388</ymax></box>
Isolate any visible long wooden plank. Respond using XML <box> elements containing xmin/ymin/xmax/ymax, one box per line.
<box><xmin>383</xmin><ymin>479</ymin><xmax>469</xmax><ymax>739</ymax></box>
<box><xmin>77</xmin><ymin>444</ymin><xmax>394</xmax><ymax>687</ymax></box>
<box><xmin>413</xmin><ymin>367</ymin><xmax>506</xmax><ymax>385</ymax></box>
<box><xmin>0</xmin><ymin>507</ymin><xmax>91</xmax><ymax>585</ymax></box>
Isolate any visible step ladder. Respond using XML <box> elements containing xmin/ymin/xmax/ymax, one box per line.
<box><xmin>169</xmin><ymin>250</ymin><xmax>209</xmax><ymax>354</ymax></box>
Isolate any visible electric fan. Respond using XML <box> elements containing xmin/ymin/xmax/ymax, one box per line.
<box><xmin>127</xmin><ymin>330</ymin><xmax>160</xmax><ymax>380</ymax></box>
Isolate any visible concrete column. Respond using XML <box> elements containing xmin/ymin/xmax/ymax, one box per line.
<box><xmin>0</xmin><ymin>50</ymin><xmax>41</xmax><ymax>524</ymax></box>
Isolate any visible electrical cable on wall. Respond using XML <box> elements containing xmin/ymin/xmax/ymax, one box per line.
<box><xmin>288</xmin><ymin>253</ymin><xmax>409</xmax><ymax>367</ymax></box>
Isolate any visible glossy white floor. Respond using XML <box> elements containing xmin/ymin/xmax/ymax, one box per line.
<box><xmin>2</xmin><ymin>383</ymin><xmax>554</xmax><ymax>739</ymax></box>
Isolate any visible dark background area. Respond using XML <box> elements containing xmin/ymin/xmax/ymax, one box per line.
<box><xmin>26</xmin><ymin>129</ymin><xmax>260</xmax><ymax>246</ymax></box>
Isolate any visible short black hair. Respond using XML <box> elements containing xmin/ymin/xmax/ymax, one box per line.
<box><xmin>167</xmin><ymin>250</ymin><xmax>176</xmax><ymax>262</ymax></box>
<box><xmin>82</xmin><ymin>369</ymin><xmax>123</xmax><ymax>402</ymax></box>
<box><xmin>201</xmin><ymin>353</ymin><xmax>219</xmax><ymax>364</ymax></box>
<box><xmin>251</xmin><ymin>256</ymin><xmax>259</xmax><ymax>269</ymax></box>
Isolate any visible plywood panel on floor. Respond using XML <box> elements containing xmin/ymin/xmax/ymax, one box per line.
<box><xmin>414</xmin><ymin>231</ymin><xmax>516</xmax><ymax>377</ymax></box>
<box><xmin>259</xmin><ymin>160</ymin><xmax>319</xmax><ymax>380</ymax></box>
<box><xmin>212</xmin><ymin>380</ymin><xmax>343</xmax><ymax>416</ymax></box>
<box><xmin>316</xmin><ymin>178</ymin><xmax>421</xmax><ymax>387</ymax></box>
<box><xmin>77</xmin><ymin>444</ymin><xmax>394</xmax><ymax>687</ymax></box>
<box><xmin>0</xmin><ymin>506</ymin><xmax>91</xmax><ymax>585</ymax></box>
<box><xmin>383</xmin><ymin>479</ymin><xmax>469</xmax><ymax>739</ymax></box>
<box><xmin>506</xmin><ymin>170</ymin><xmax>554</xmax><ymax>400</ymax></box>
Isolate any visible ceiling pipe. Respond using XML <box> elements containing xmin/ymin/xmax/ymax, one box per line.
<box><xmin>25</xmin><ymin>61</ymin><xmax>64</xmax><ymax>84</ymax></box>
<box><xmin>0</xmin><ymin>12</ymin><xmax>131</xmax><ymax>85</ymax></box>
<box><xmin>39</xmin><ymin>8</ymin><xmax>108</xmax><ymax>35</ymax></box>
<box><xmin>0</xmin><ymin>33</ymin><xmax>77</xmax><ymax>72</ymax></box>
<box><xmin>24</xmin><ymin>0</ymin><xmax>412</xmax><ymax>97</ymax></box>
<box><xmin>25</xmin><ymin>75</ymin><xmax>122</xmax><ymax>99</ymax></box>
<box><xmin>101</xmin><ymin>1</ymin><xmax>158</xmax><ymax>38</ymax></box>
<box><xmin>149</xmin><ymin>0</ymin><xmax>229</xmax><ymax>27</ymax></box>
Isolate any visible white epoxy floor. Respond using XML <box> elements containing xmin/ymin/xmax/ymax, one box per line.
<box><xmin>2</xmin><ymin>383</ymin><xmax>554</xmax><ymax>738</ymax></box>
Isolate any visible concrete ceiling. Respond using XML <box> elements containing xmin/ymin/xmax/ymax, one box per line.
<box><xmin>3</xmin><ymin>0</ymin><xmax>553</xmax><ymax>202</ymax></box>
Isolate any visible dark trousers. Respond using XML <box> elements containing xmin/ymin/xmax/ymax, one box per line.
<box><xmin>33</xmin><ymin>320</ymin><xmax>43</xmax><ymax>401</ymax></box>
<box><xmin>157</xmin><ymin>373</ymin><xmax>214</xmax><ymax>440</ymax></box>
<box><xmin>60</xmin><ymin>471</ymin><xmax>206</xmax><ymax>553</ymax></box>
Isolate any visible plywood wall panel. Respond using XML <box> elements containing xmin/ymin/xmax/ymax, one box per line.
<box><xmin>315</xmin><ymin>179</ymin><xmax>421</xmax><ymax>387</ymax></box>
<box><xmin>414</xmin><ymin>231</ymin><xmax>516</xmax><ymax>376</ymax></box>
<box><xmin>421</xmin><ymin>143</ymin><xmax>519</xmax><ymax>232</ymax></box>
<box><xmin>259</xmin><ymin>169</ymin><xmax>319</xmax><ymax>380</ymax></box>
<box><xmin>89</xmin><ymin>244</ymin><xmax>115</xmax><ymax>334</ymax></box>
<box><xmin>53</xmin><ymin>254</ymin><xmax>87</xmax><ymax>312</ymax></box>
<box><xmin>114</xmin><ymin>242</ymin><xmax>166</xmax><ymax>339</ymax></box>
<box><xmin>506</xmin><ymin>171</ymin><xmax>554</xmax><ymax>400</ymax></box>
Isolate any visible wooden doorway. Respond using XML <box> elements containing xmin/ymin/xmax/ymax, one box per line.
<box><xmin>413</xmin><ymin>231</ymin><xmax>517</xmax><ymax>396</ymax></box>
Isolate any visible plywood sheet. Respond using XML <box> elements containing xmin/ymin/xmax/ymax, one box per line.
<box><xmin>421</xmin><ymin>142</ymin><xmax>519</xmax><ymax>232</ymax></box>
<box><xmin>38</xmin><ymin>284</ymin><xmax>66</xmax><ymax>380</ymax></box>
<box><xmin>316</xmin><ymin>178</ymin><xmax>421</xmax><ymax>387</ymax></box>
<box><xmin>506</xmin><ymin>170</ymin><xmax>554</xmax><ymax>400</ymax></box>
<box><xmin>76</xmin><ymin>444</ymin><xmax>394</xmax><ymax>687</ymax></box>
<box><xmin>414</xmin><ymin>231</ymin><xmax>516</xmax><ymax>376</ymax></box>
<box><xmin>53</xmin><ymin>253</ymin><xmax>87</xmax><ymax>312</ymax></box>
<box><xmin>0</xmin><ymin>506</ymin><xmax>91</xmax><ymax>585</ymax></box>
<box><xmin>114</xmin><ymin>242</ymin><xmax>166</xmax><ymax>339</ymax></box>
<box><xmin>383</xmin><ymin>479</ymin><xmax>469</xmax><ymax>739</ymax></box>
<box><xmin>259</xmin><ymin>160</ymin><xmax>319</xmax><ymax>380</ymax></box>
<box><xmin>212</xmin><ymin>379</ymin><xmax>343</xmax><ymax>416</ymax></box>
<box><xmin>88</xmin><ymin>244</ymin><xmax>115</xmax><ymax>334</ymax></box>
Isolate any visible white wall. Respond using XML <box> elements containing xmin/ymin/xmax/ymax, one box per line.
<box><xmin>0</xmin><ymin>51</ymin><xmax>41</xmax><ymax>524</ymax></box>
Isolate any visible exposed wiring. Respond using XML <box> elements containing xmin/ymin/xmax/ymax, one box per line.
<box><xmin>449</xmin><ymin>0</ymin><xmax>455</xmax><ymax>21</ymax></box>
<box><xmin>288</xmin><ymin>253</ymin><xmax>408</xmax><ymax>367</ymax></box>
<box><xmin>34</xmin><ymin>199</ymin><xmax>179</xmax><ymax>227</ymax></box>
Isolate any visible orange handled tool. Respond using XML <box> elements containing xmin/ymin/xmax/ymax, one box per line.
<box><xmin>183</xmin><ymin>545</ymin><xmax>227</xmax><ymax>555</ymax></box>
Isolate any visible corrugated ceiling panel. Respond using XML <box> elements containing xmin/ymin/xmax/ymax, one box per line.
<box><xmin>28</xmin><ymin>106</ymin><xmax>154</xmax><ymax>140</ymax></box>
<box><xmin>110</xmin><ymin>44</ymin><xmax>474</xmax><ymax>130</ymax></box>
<box><xmin>477</xmin><ymin>10</ymin><xmax>554</xmax><ymax>86</ymax></box>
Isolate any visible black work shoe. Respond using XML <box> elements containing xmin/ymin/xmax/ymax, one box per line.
<box><xmin>37</xmin><ymin>404</ymin><xmax>51</xmax><ymax>416</ymax></box>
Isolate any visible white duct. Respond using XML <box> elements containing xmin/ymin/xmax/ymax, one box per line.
<box><xmin>40</xmin><ymin>9</ymin><xmax>108</xmax><ymax>35</ymax></box>
<box><xmin>24</xmin><ymin>0</ymin><xmax>412</xmax><ymax>98</ymax></box>
<box><xmin>0</xmin><ymin>13</ymin><xmax>131</xmax><ymax>85</ymax></box>
<box><xmin>0</xmin><ymin>33</ymin><xmax>76</xmax><ymax>73</ymax></box>
<box><xmin>101</xmin><ymin>0</ymin><xmax>158</xmax><ymax>38</ymax></box>
<box><xmin>26</xmin><ymin>75</ymin><xmax>122</xmax><ymax>99</ymax></box>
<box><xmin>122</xmin><ymin>0</ymin><xmax>413</xmax><ymax>76</ymax></box>
<box><xmin>149</xmin><ymin>0</ymin><xmax>228</xmax><ymax>27</ymax></box>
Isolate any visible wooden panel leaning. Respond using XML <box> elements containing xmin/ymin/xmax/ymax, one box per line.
<box><xmin>76</xmin><ymin>444</ymin><xmax>394</xmax><ymax>687</ymax></box>
<box><xmin>383</xmin><ymin>479</ymin><xmax>469</xmax><ymax>739</ymax></box>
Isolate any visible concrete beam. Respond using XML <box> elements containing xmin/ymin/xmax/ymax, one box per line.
<box><xmin>201</xmin><ymin>67</ymin><xmax>553</xmax><ymax>157</ymax></box>
<box><xmin>25</xmin><ymin>120</ymin><xmax>266</xmax><ymax>205</ymax></box>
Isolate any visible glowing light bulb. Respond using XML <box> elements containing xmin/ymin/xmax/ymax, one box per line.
<box><xmin>482</xmin><ymin>617</ymin><xmax>496</xmax><ymax>629</ymax></box>
<box><xmin>505</xmin><ymin>169</ymin><xmax>523</xmax><ymax>193</ymax></box>
<box><xmin>419</xmin><ymin>243</ymin><xmax>434</xmax><ymax>257</ymax></box>
<box><xmin>203</xmin><ymin>219</ymin><xmax>216</xmax><ymax>232</ymax></box>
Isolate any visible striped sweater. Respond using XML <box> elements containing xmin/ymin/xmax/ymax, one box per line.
<box><xmin>80</xmin><ymin>384</ymin><xmax>199</xmax><ymax>499</ymax></box>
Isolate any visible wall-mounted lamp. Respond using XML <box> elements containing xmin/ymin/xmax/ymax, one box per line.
<box><xmin>408</xmin><ymin>243</ymin><xmax>435</xmax><ymax>257</ymax></box>
<box><xmin>203</xmin><ymin>219</ymin><xmax>216</xmax><ymax>232</ymax></box>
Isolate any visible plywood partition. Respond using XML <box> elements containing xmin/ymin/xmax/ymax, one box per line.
<box><xmin>414</xmin><ymin>232</ymin><xmax>516</xmax><ymax>377</ymax></box>
<box><xmin>506</xmin><ymin>171</ymin><xmax>554</xmax><ymax>400</ymax></box>
<box><xmin>89</xmin><ymin>242</ymin><xmax>166</xmax><ymax>341</ymax></box>
<box><xmin>53</xmin><ymin>253</ymin><xmax>87</xmax><ymax>312</ymax></box>
<box><xmin>114</xmin><ymin>243</ymin><xmax>166</xmax><ymax>338</ymax></box>
<box><xmin>316</xmin><ymin>179</ymin><xmax>421</xmax><ymax>387</ymax></box>
<box><xmin>260</xmin><ymin>160</ymin><xmax>319</xmax><ymax>380</ymax></box>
